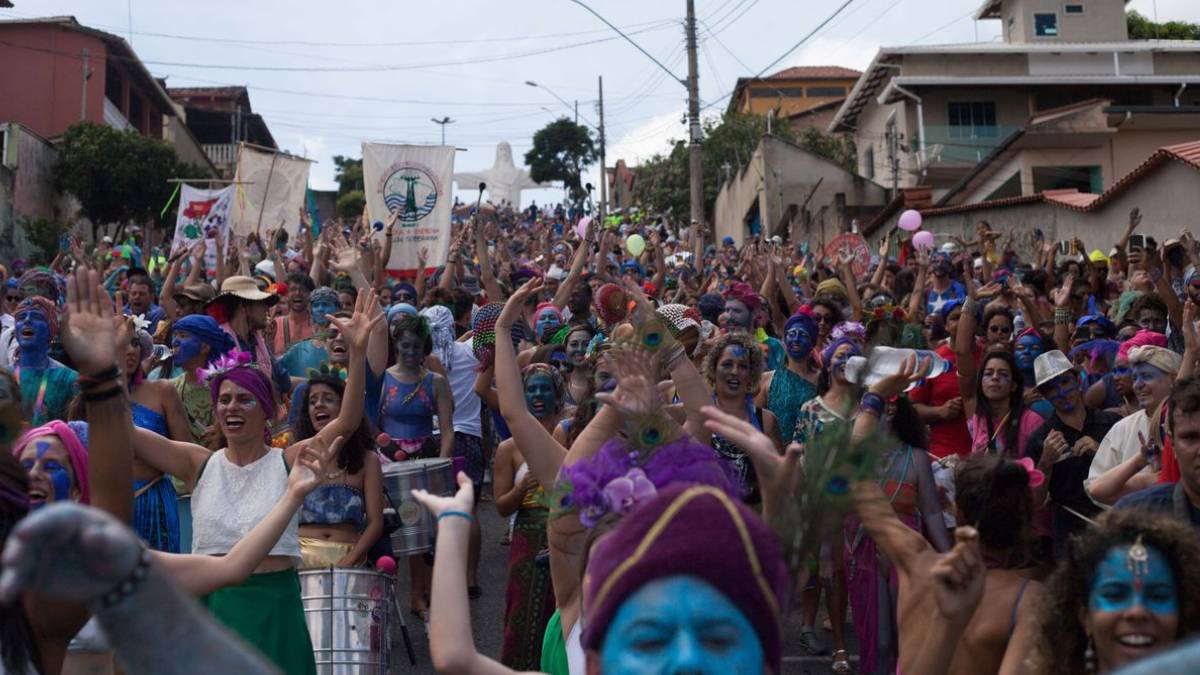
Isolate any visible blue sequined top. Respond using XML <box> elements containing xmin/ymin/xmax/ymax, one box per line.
<box><xmin>301</xmin><ymin>483</ymin><xmax>366</xmax><ymax>529</ymax></box>
<box><xmin>132</xmin><ymin>401</ymin><xmax>169</xmax><ymax>437</ymax></box>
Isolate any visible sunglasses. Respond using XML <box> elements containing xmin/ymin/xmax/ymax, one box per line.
<box><xmin>4</xmin><ymin>295</ymin><xmax>17</xmax><ymax>304</ymax></box>
<box><xmin>987</xmin><ymin>324</ymin><xmax>1012</xmax><ymax>334</ymax></box>
<box><xmin>813</xmin><ymin>313</ymin><xmax>834</xmax><ymax>325</ymax></box>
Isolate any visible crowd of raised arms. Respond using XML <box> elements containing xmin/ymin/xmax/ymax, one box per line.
<box><xmin>1</xmin><ymin>201</ymin><xmax>1200</xmax><ymax>675</ymax></box>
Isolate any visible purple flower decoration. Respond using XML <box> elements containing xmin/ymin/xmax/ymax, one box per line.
<box><xmin>603</xmin><ymin>468</ymin><xmax>657</xmax><ymax>516</ymax></box>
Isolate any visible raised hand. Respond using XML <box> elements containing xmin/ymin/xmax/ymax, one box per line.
<box><xmin>929</xmin><ymin>526</ymin><xmax>986</xmax><ymax>623</ymax></box>
<box><xmin>330</xmin><ymin>234</ymin><xmax>363</xmax><ymax>273</ymax></box>
<box><xmin>288</xmin><ymin>435</ymin><xmax>342</xmax><ymax>497</ymax></box>
<box><xmin>63</xmin><ymin>266</ymin><xmax>118</xmax><ymax>376</ymax></box>
<box><xmin>497</xmin><ymin>277</ymin><xmax>543</xmax><ymax>328</ymax></box>
<box><xmin>328</xmin><ymin>288</ymin><xmax>385</xmax><ymax>351</ymax></box>
<box><xmin>701</xmin><ymin>405</ymin><xmax>800</xmax><ymax>520</ymax></box>
<box><xmin>412</xmin><ymin>471</ymin><xmax>475</xmax><ymax>520</ymax></box>
<box><xmin>0</xmin><ymin>503</ymin><xmax>143</xmax><ymax>606</ymax></box>
<box><xmin>1050</xmin><ymin>274</ymin><xmax>1074</xmax><ymax>309</ymax></box>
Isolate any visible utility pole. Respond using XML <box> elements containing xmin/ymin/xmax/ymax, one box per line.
<box><xmin>598</xmin><ymin>76</ymin><xmax>607</xmax><ymax>221</ymax></box>
<box><xmin>80</xmin><ymin>48</ymin><xmax>90</xmax><ymax>121</ymax></box>
<box><xmin>685</xmin><ymin>0</ymin><xmax>704</xmax><ymax>241</ymax></box>
<box><xmin>431</xmin><ymin>116</ymin><xmax>455</xmax><ymax>145</ymax></box>
<box><xmin>574</xmin><ymin>100</ymin><xmax>579</xmax><ymax>125</ymax></box>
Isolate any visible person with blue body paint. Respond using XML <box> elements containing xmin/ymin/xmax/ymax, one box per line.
<box><xmin>277</xmin><ymin>286</ymin><xmax>341</xmax><ymax>379</ymax></box>
<box><xmin>1029</xmin><ymin>509</ymin><xmax>1200</xmax><ymax>674</ymax></box>
<box><xmin>12</xmin><ymin>296</ymin><xmax>77</xmax><ymax>426</ymax></box>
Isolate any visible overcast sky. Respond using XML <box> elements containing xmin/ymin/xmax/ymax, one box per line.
<box><xmin>3</xmin><ymin>0</ymin><xmax>1198</xmax><ymax>207</ymax></box>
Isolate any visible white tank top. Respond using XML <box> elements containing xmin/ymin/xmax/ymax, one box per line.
<box><xmin>190</xmin><ymin>447</ymin><xmax>300</xmax><ymax>563</ymax></box>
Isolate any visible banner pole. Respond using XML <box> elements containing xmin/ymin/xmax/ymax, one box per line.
<box><xmin>254</xmin><ymin>150</ymin><xmax>280</xmax><ymax>234</ymax></box>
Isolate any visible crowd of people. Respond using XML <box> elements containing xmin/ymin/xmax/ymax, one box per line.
<box><xmin>0</xmin><ymin>202</ymin><xmax>1198</xmax><ymax>675</ymax></box>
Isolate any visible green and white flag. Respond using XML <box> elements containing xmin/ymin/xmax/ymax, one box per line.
<box><xmin>362</xmin><ymin>143</ymin><xmax>455</xmax><ymax>273</ymax></box>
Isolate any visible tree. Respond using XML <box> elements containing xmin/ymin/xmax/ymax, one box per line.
<box><xmin>1128</xmin><ymin>10</ymin><xmax>1200</xmax><ymax>40</ymax></box>
<box><xmin>336</xmin><ymin>190</ymin><xmax>366</xmax><ymax>218</ymax></box>
<box><xmin>632</xmin><ymin>112</ymin><xmax>857</xmax><ymax>221</ymax></box>
<box><xmin>53</xmin><ymin>122</ymin><xmax>208</xmax><ymax>241</ymax></box>
<box><xmin>525</xmin><ymin>118</ymin><xmax>597</xmax><ymax>204</ymax></box>
<box><xmin>332</xmin><ymin>155</ymin><xmax>364</xmax><ymax>196</ymax></box>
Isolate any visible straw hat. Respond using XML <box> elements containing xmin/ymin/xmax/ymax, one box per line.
<box><xmin>209</xmin><ymin>275</ymin><xmax>279</xmax><ymax>307</ymax></box>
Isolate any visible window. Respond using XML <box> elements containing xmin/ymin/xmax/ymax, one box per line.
<box><xmin>1064</xmin><ymin>4</ymin><xmax>1084</xmax><ymax>14</ymax></box>
<box><xmin>1035</xmin><ymin>13</ymin><xmax>1058</xmax><ymax>37</ymax></box>
<box><xmin>749</xmin><ymin>87</ymin><xmax>803</xmax><ymax>98</ymax></box>
<box><xmin>806</xmin><ymin>86</ymin><xmax>847</xmax><ymax>98</ymax></box>
<box><xmin>1032</xmin><ymin>166</ymin><xmax>1102</xmax><ymax>194</ymax></box>
<box><xmin>947</xmin><ymin>101</ymin><xmax>998</xmax><ymax>139</ymax></box>
<box><xmin>864</xmin><ymin>146</ymin><xmax>875</xmax><ymax>180</ymax></box>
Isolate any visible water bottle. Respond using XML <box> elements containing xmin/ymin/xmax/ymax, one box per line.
<box><xmin>844</xmin><ymin>346</ymin><xmax>952</xmax><ymax>391</ymax></box>
<box><xmin>1013</xmin><ymin>311</ymin><xmax>1027</xmax><ymax>335</ymax></box>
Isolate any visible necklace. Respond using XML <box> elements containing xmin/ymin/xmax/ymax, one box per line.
<box><xmin>324</xmin><ymin>468</ymin><xmax>346</xmax><ymax>480</ymax></box>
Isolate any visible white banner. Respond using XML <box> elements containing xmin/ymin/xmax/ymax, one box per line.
<box><xmin>171</xmin><ymin>184</ymin><xmax>234</xmax><ymax>279</ymax></box>
<box><xmin>231</xmin><ymin>144</ymin><xmax>311</xmax><ymax>238</ymax></box>
<box><xmin>362</xmin><ymin>143</ymin><xmax>455</xmax><ymax>272</ymax></box>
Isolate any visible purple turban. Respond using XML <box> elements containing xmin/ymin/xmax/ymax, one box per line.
<box><xmin>582</xmin><ymin>483</ymin><xmax>789</xmax><ymax>670</ymax></box>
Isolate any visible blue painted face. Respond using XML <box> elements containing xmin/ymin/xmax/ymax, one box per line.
<box><xmin>599</xmin><ymin>576</ymin><xmax>763</xmax><ymax>675</ymax></box>
<box><xmin>171</xmin><ymin>329</ymin><xmax>205</xmax><ymax>365</ymax></box>
<box><xmin>310</xmin><ymin>297</ymin><xmax>339</xmax><ymax>328</ymax></box>
<box><xmin>14</xmin><ymin>308</ymin><xmax>50</xmax><ymax>355</ymax></box>
<box><xmin>1040</xmin><ymin>371</ymin><xmax>1082</xmax><ymax>413</ymax></box>
<box><xmin>1090</xmin><ymin>545</ymin><xmax>1178</xmax><ymax>617</ymax></box>
<box><xmin>535</xmin><ymin>309</ymin><xmax>562</xmax><ymax>341</ymax></box>
<box><xmin>19</xmin><ymin>438</ymin><xmax>74</xmax><ymax>509</ymax></box>
<box><xmin>1014</xmin><ymin>334</ymin><xmax>1043</xmax><ymax>373</ymax></box>
<box><xmin>524</xmin><ymin>373</ymin><xmax>558</xmax><ymax>418</ymax></box>
<box><xmin>784</xmin><ymin>325</ymin><xmax>814</xmax><ymax>360</ymax></box>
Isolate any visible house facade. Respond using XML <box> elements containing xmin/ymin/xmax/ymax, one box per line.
<box><xmin>167</xmin><ymin>87</ymin><xmax>277</xmax><ymax>178</ymax></box>
<box><xmin>729</xmin><ymin>66</ymin><xmax>861</xmax><ymax>121</ymax></box>
<box><xmin>829</xmin><ymin>0</ymin><xmax>1200</xmax><ymax>202</ymax></box>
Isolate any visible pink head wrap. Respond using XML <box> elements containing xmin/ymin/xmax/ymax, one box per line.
<box><xmin>722</xmin><ymin>281</ymin><xmax>763</xmax><ymax>313</ymax></box>
<box><xmin>12</xmin><ymin>421</ymin><xmax>90</xmax><ymax>504</ymax></box>
<box><xmin>1118</xmin><ymin>329</ymin><xmax>1167</xmax><ymax>361</ymax></box>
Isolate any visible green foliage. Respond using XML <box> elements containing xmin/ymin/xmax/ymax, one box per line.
<box><xmin>632</xmin><ymin>112</ymin><xmax>856</xmax><ymax>220</ymax></box>
<box><xmin>524</xmin><ymin>118</ymin><xmax>597</xmax><ymax>204</ymax></box>
<box><xmin>336</xmin><ymin>190</ymin><xmax>366</xmax><ymax>218</ymax></box>
<box><xmin>1127</xmin><ymin>10</ymin><xmax>1200</xmax><ymax>40</ymax></box>
<box><xmin>52</xmin><ymin>122</ymin><xmax>205</xmax><ymax>240</ymax></box>
<box><xmin>21</xmin><ymin>216</ymin><xmax>71</xmax><ymax>264</ymax></box>
<box><xmin>332</xmin><ymin>155</ymin><xmax>364</xmax><ymax>197</ymax></box>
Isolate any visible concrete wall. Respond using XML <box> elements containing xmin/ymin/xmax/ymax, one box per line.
<box><xmin>0</xmin><ymin>124</ymin><xmax>73</xmax><ymax>260</ymax></box>
<box><xmin>1000</xmin><ymin>0</ymin><xmax>1128</xmax><ymax>43</ymax></box>
<box><xmin>871</xmin><ymin>160</ymin><xmax>1200</xmax><ymax>258</ymax></box>
<box><xmin>163</xmin><ymin>115</ymin><xmax>215</xmax><ymax>174</ymax></box>
<box><xmin>715</xmin><ymin>135</ymin><xmax>889</xmax><ymax>247</ymax></box>
<box><xmin>0</xmin><ymin>25</ymin><xmax>108</xmax><ymax>140</ymax></box>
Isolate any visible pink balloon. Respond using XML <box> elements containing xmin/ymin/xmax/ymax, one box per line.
<box><xmin>898</xmin><ymin>209</ymin><xmax>923</xmax><ymax>232</ymax></box>
<box><xmin>912</xmin><ymin>230</ymin><xmax>935</xmax><ymax>250</ymax></box>
<box><xmin>576</xmin><ymin>217</ymin><xmax>593</xmax><ymax>239</ymax></box>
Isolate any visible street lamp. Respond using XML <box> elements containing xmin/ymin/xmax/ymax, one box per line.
<box><xmin>431</xmin><ymin>116</ymin><xmax>454</xmax><ymax>145</ymax></box>
<box><xmin>525</xmin><ymin>80</ymin><xmax>595</xmax><ymax>129</ymax></box>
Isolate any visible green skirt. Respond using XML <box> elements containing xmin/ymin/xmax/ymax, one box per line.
<box><xmin>203</xmin><ymin>567</ymin><xmax>316</xmax><ymax>675</ymax></box>
<box><xmin>540</xmin><ymin>607</ymin><xmax>570</xmax><ymax>675</ymax></box>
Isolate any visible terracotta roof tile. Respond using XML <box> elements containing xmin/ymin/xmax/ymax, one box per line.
<box><xmin>765</xmin><ymin>66</ymin><xmax>862</xmax><ymax>80</ymax></box>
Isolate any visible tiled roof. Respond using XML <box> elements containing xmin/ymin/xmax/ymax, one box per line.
<box><xmin>866</xmin><ymin>139</ymin><xmax>1200</xmax><ymax>232</ymax></box>
<box><xmin>765</xmin><ymin>66</ymin><xmax>862</xmax><ymax>80</ymax></box>
<box><xmin>167</xmin><ymin>86</ymin><xmax>248</xmax><ymax>99</ymax></box>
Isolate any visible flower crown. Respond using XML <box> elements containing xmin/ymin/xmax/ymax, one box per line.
<box><xmin>867</xmin><ymin>304</ymin><xmax>907</xmax><ymax>323</ymax></box>
<box><xmin>829</xmin><ymin>321</ymin><xmax>866</xmax><ymax>343</ymax></box>
<box><xmin>196</xmin><ymin>350</ymin><xmax>254</xmax><ymax>385</ymax></box>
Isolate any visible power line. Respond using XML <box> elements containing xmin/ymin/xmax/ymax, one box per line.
<box><xmin>708</xmin><ymin>0</ymin><xmax>761</xmax><ymax>36</ymax></box>
<box><xmin>566</xmin><ymin>0</ymin><xmax>685</xmax><ymax>87</ymax></box>
<box><xmin>700</xmin><ymin>0</ymin><xmax>860</xmax><ymax>111</ymax></box>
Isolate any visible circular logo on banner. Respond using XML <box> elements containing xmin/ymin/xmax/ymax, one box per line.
<box><xmin>382</xmin><ymin>163</ymin><xmax>440</xmax><ymax>226</ymax></box>
<box><xmin>823</xmin><ymin>233</ymin><xmax>872</xmax><ymax>278</ymax></box>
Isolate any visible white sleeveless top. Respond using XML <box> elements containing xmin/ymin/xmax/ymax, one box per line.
<box><xmin>191</xmin><ymin>447</ymin><xmax>300</xmax><ymax>563</ymax></box>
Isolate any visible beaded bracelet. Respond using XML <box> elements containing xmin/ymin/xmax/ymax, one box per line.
<box><xmin>98</xmin><ymin>546</ymin><xmax>152</xmax><ymax>609</ymax></box>
<box><xmin>438</xmin><ymin>510</ymin><xmax>472</xmax><ymax>523</ymax></box>
<box><xmin>859</xmin><ymin>392</ymin><xmax>885</xmax><ymax>417</ymax></box>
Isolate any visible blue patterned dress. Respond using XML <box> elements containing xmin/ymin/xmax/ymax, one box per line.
<box><xmin>132</xmin><ymin>401</ymin><xmax>181</xmax><ymax>552</ymax></box>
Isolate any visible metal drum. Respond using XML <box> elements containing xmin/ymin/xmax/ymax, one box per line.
<box><xmin>382</xmin><ymin>459</ymin><xmax>455</xmax><ymax>555</ymax></box>
<box><xmin>300</xmin><ymin>569</ymin><xmax>392</xmax><ymax>674</ymax></box>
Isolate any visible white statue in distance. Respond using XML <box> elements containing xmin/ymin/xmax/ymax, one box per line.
<box><xmin>454</xmin><ymin>142</ymin><xmax>542</xmax><ymax>207</ymax></box>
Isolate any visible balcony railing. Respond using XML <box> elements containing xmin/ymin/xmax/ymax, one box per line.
<box><xmin>202</xmin><ymin>143</ymin><xmax>239</xmax><ymax>167</ymax></box>
<box><xmin>922</xmin><ymin>125</ymin><xmax>1022</xmax><ymax>166</ymax></box>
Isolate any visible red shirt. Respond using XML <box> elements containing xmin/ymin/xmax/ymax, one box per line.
<box><xmin>910</xmin><ymin>343</ymin><xmax>972</xmax><ymax>459</ymax></box>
